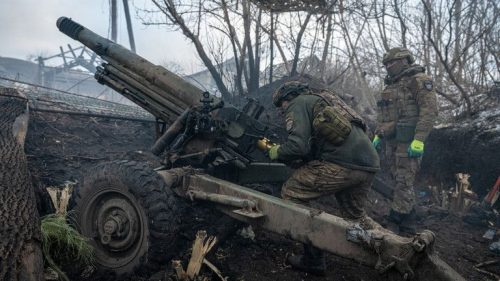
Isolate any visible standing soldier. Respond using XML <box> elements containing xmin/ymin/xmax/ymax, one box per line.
<box><xmin>372</xmin><ymin>47</ymin><xmax>438</xmax><ymax>234</ymax></box>
<box><xmin>269</xmin><ymin>81</ymin><xmax>381</xmax><ymax>275</ymax></box>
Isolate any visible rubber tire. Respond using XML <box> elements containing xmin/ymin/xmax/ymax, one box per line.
<box><xmin>69</xmin><ymin>160</ymin><xmax>180</xmax><ymax>277</ymax></box>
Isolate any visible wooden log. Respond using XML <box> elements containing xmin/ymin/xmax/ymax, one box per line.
<box><xmin>172</xmin><ymin>230</ymin><xmax>218</xmax><ymax>280</ymax></box>
<box><xmin>46</xmin><ymin>183</ymin><xmax>74</xmax><ymax>215</ymax></box>
<box><xmin>0</xmin><ymin>87</ymin><xmax>44</xmax><ymax>281</ymax></box>
<box><xmin>186</xmin><ymin>231</ymin><xmax>217</xmax><ymax>279</ymax></box>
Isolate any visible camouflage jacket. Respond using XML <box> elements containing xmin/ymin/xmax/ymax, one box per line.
<box><xmin>376</xmin><ymin>65</ymin><xmax>438</xmax><ymax>142</ymax></box>
<box><xmin>277</xmin><ymin>94</ymin><xmax>380</xmax><ymax>172</ymax></box>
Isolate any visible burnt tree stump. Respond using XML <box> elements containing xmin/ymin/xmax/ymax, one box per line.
<box><xmin>0</xmin><ymin>87</ymin><xmax>43</xmax><ymax>281</ymax></box>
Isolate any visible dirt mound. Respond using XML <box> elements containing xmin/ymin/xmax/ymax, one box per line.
<box><xmin>26</xmin><ymin>111</ymin><xmax>155</xmax><ymax>188</ymax></box>
<box><xmin>419</xmin><ymin>109</ymin><xmax>500</xmax><ymax>196</ymax></box>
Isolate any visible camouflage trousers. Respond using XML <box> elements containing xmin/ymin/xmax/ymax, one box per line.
<box><xmin>384</xmin><ymin>140</ymin><xmax>421</xmax><ymax>214</ymax></box>
<box><xmin>281</xmin><ymin>160</ymin><xmax>376</xmax><ymax>220</ymax></box>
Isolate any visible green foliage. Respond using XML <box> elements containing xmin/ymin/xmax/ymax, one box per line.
<box><xmin>41</xmin><ymin>213</ymin><xmax>94</xmax><ymax>280</ymax></box>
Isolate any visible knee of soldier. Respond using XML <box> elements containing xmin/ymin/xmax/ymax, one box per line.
<box><xmin>281</xmin><ymin>179</ymin><xmax>295</xmax><ymax>198</ymax></box>
<box><xmin>280</xmin><ymin>186</ymin><xmax>291</xmax><ymax>200</ymax></box>
<box><xmin>352</xmin><ymin>170</ymin><xmax>376</xmax><ymax>193</ymax></box>
<box><xmin>281</xmin><ymin>189</ymin><xmax>307</xmax><ymax>205</ymax></box>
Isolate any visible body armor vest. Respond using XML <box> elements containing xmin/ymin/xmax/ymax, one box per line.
<box><xmin>312</xmin><ymin>90</ymin><xmax>367</xmax><ymax>130</ymax></box>
<box><xmin>378</xmin><ymin>66</ymin><xmax>424</xmax><ymax>141</ymax></box>
<box><xmin>309</xmin><ymin>90</ymin><xmax>367</xmax><ymax>145</ymax></box>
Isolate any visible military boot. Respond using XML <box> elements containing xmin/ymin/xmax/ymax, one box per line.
<box><xmin>287</xmin><ymin>244</ymin><xmax>326</xmax><ymax>276</ymax></box>
<box><xmin>399</xmin><ymin>209</ymin><xmax>417</xmax><ymax>235</ymax></box>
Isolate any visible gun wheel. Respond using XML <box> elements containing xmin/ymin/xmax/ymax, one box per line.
<box><xmin>69</xmin><ymin>160</ymin><xmax>180</xmax><ymax>276</ymax></box>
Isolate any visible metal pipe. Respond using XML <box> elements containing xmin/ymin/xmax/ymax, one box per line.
<box><xmin>104</xmin><ymin>63</ymin><xmax>188</xmax><ymax>114</ymax></box>
<box><xmin>57</xmin><ymin>17</ymin><xmax>207</xmax><ymax>111</ymax></box>
<box><xmin>104</xmin><ymin>60</ymin><xmax>191</xmax><ymax>110</ymax></box>
<box><xmin>59</xmin><ymin>46</ymin><xmax>67</xmax><ymax>66</ymax></box>
<box><xmin>122</xmin><ymin>0</ymin><xmax>136</xmax><ymax>53</ymax></box>
<box><xmin>187</xmin><ymin>190</ymin><xmax>257</xmax><ymax>210</ymax></box>
<box><xmin>102</xmin><ymin>65</ymin><xmax>183</xmax><ymax>117</ymax></box>
<box><xmin>110</xmin><ymin>0</ymin><xmax>117</xmax><ymax>42</ymax></box>
<box><xmin>94</xmin><ymin>68</ymin><xmax>174</xmax><ymax>121</ymax></box>
<box><xmin>151</xmin><ymin>109</ymin><xmax>190</xmax><ymax>155</ymax></box>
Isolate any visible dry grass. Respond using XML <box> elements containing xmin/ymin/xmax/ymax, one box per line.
<box><xmin>41</xmin><ymin>213</ymin><xmax>94</xmax><ymax>280</ymax></box>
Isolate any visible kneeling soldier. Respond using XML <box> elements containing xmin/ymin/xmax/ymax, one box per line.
<box><xmin>269</xmin><ymin>81</ymin><xmax>381</xmax><ymax>275</ymax></box>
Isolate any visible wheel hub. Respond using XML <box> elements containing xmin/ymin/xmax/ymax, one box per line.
<box><xmin>95</xmin><ymin>197</ymin><xmax>140</xmax><ymax>252</ymax></box>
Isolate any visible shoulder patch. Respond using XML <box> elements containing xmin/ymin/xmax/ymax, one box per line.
<box><xmin>286</xmin><ymin>117</ymin><xmax>294</xmax><ymax>131</ymax></box>
<box><xmin>285</xmin><ymin>112</ymin><xmax>294</xmax><ymax>132</ymax></box>
<box><xmin>423</xmin><ymin>80</ymin><xmax>433</xmax><ymax>91</ymax></box>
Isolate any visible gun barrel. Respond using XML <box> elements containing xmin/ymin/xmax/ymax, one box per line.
<box><xmin>56</xmin><ymin>17</ymin><xmax>204</xmax><ymax>121</ymax></box>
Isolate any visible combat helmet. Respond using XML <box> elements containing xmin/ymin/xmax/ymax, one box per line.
<box><xmin>272</xmin><ymin>81</ymin><xmax>309</xmax><ymax>107</ymax></box>
<box><xmin>382</xmin><ymin>47</ymin><xmax>415</xmax><ymax>65</ymax></box>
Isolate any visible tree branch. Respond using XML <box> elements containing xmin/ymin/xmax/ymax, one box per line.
<box><xmin>422</xmin><ymin>0</ymin><xmax>472</xmax><ymax>115</ymax></box>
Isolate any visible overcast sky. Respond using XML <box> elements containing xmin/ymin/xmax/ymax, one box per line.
<box><xmin>0</xmin><ymin>0</ymin><xmax>203</xmax><ymax>74</ymax></box>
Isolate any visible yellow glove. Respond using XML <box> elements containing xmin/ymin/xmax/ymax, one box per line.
<box><xmin>407</xmin><ymin>139</ymin><xmax>424</xmax><ymax>158</ymax></box>
<box><xmin>268</xmin><ymin>145</ymin><xmax>280</xmax><ymax>160</ymax></box>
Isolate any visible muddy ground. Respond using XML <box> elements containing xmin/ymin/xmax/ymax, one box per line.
<box><xmin>26</xmin><ymin>110</ymin><xmax>500</xmax><ymax>281</ymax></box>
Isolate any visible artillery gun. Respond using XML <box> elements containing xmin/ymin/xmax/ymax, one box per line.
<box><xmin>57</xmin><ymin>17</ymin><xmax>465</xmax><ymax>281</ymax></box>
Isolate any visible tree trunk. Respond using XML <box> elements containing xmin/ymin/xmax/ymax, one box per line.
<box><xmin>0</xmin><ymin>87</ymin><xmax>43</xmax><ymax>281</ymax></box>
<box><xmin>422</xmin><ymin>0</ymin><xmax>472</xmax><ymax>115</ymax></box>
<box><xmin>338</xmin><ymin>11</ymin><xmax>376</xmax><ymax>109</ymax></box>
<box><xmin>452</xmin><ymin>0</ymin><xmax>462</xmax><ymax>82</ymax></box>
<box><xmin>393</xmin><ymin>0</ymin><xmax>407</xmax><ymax>47</ymax></box>
<box><xmin>257</xmin><ymin>15</ymin><xmax>291</xmax><ymax>74</ymax></box>
<box><xmin>221</xmin><ymin>0</ymin><xmax>245</xmax><ymax>96</ymax></box>
<box><xmin>320</xmin><ymin>14</ymin><xmax>333</xmax><ymax>81</ymax></box>
<box><xmin>255</xmin><ymin>10</ymin><xmax>262</xmax><ymax>86</ymax></box>
<box><xmin>375</xmin><ymin>0</ymin><xmax>390</xmax><ymax>52</ymax></box>
<box><xmin>269</xmin><ymin>11</ymin><xmax>274</xmax><ymax>84</ymax></box>
<box><xmin>154</xmin><ymin>0</ymin><xmax>232</xmax><ymax>101</ymax></box>
<box><xmin>243</xmin><ymin>0</ymin><xmax>257</xmax><ymax>93</ymax></box>
<box><xmin>251</xmin><ymin>8</ymin><xmax>262</xmax><ymax>94</ymax></box>
<box><xmin>290</xmin><ymin>12</ymin><xmax>312</xmax><ymax>76</ymax></box>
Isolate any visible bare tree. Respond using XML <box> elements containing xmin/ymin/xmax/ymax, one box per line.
<box><xmin>422</xmin><ymin>0</ymin><xmax>472</xmax><ymax>115</ymax></box>
<box><xmin>290</xmin><ymin>12</ymin><xmax>312</xmax><ymax>76</ymax></box>
<box><xmin>139</xmin><ymin>0</ymin><xmax>498</xmax><ymax>116</ymax></box>
<box><xmin>219</xmin><ymin>0</ymin><xmax>246</xmax><ymax>95</ymax></box>
<box><xmin>151</xmin><ymin>0</ymin><xmax>232</xmax><ymax>100</ymax></box>
<box><xmin>319</xmin><ymin>14</ymin><xmax>333</xmax><ymax>81</ymax></box>
<box><xmin>393</xmin><ymin>0</ymin><xmax>408</xmax><ymax>48</ymax></box>
<box><xmin>374</xmin><ymin>0</ymin><xmax>390</xmax><ymax>52</ymax></box>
